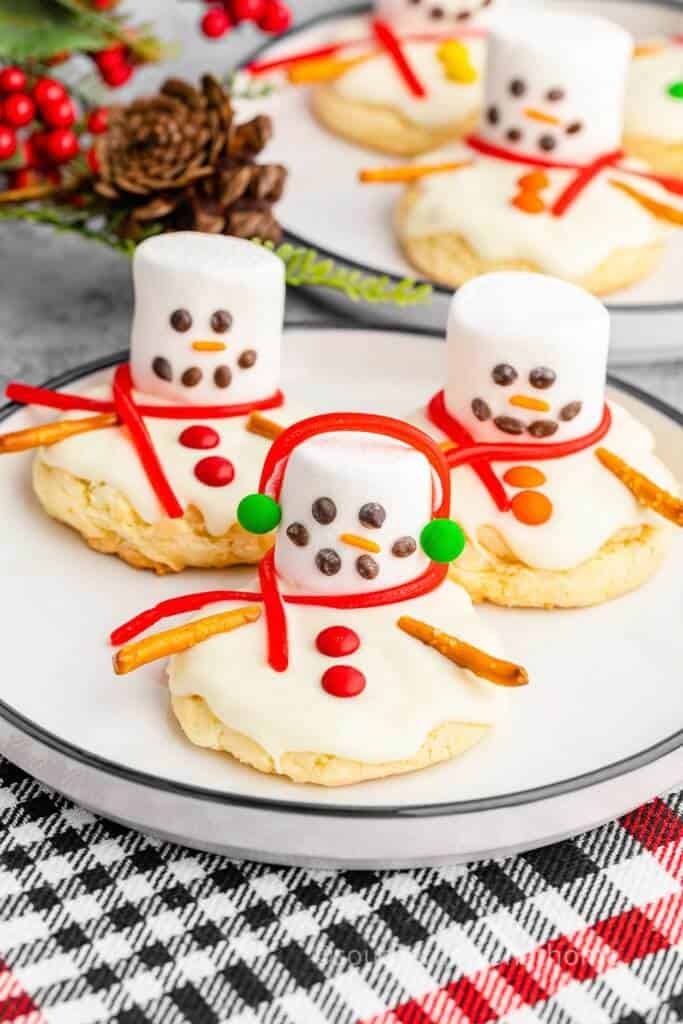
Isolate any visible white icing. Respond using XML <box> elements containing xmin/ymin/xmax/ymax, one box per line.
<box><xmin>130</xmin><ymin>234</ymin><xmax>285</xmax><ymax>406</ymax></box>
<box><xmin>38</xmin><ymin>384</ymin><xmax>303</xmax><ymax>537</ymax></box>
<box><xmin>481</xmin><ymin>11</ymin><xmax>633</xmax><ymax>162</ymax></box>
<box><xmin>400</xmin><ymin>145</ymin><xmax>668</xmax><ymax>278</ymax></box>
<box><xmin>275</xmin><ymin>432</ymin><xmax>432</xmax><ymax>594</ymax></box>
<box><xmin>445</xmin><ymin>272</ymin><xmax>609</xmax><ymax>443</ymax></box>
<box><xmin>413</xmin><ymin>399</ymin><xmax>678</xmax><ymax>570</ymax></box>
<box><xmin>335</xmin><ymin>40</ymin><xmax>486</xmax><ymax>126</ymax></box>
<box><xmin>626</xmin><ymin>46</ymin><xmax>683</xmax><ymax>142</ymax></box>
<box><xmin>375</xmin><ymin>0</ymin><xmax>501</xmax><ymax>35</ymax></box>
<box><xmin>168</xmin><ymin>582</ymin><xmax>508</xmax><ymax>766</ymax></box>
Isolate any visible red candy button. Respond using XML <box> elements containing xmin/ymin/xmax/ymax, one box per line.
<box><xmin>179</xmin><ymin>425</ymin><xmax>220</xmax><ymax>450</ymax></box>
<box><xmin>316</xmin><ymin>625</ymin><xmax>361</xmax><ymax>658</ymax></box>
<box><xmin>321</xmin><ymin>665</ymin><xmax>366</xmax><ymax>699</ymax></box>
<box><xmin>194</xmin><ymin>456</ymin><xmax>235</xmax><ymax>487</ymax></box>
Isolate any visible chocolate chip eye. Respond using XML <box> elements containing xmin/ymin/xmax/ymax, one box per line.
<box><xmin>487</xmin><ymin>105</ymin><xmax>499</xmax><ymax>125</ymax></box>
<box><xmin>538</xmin><ymin>134</ymin><xmax>556</xmax><ymax>151</ymax></box>
<box><xmin>152</xmin><ymin>356</ymin><xmax>172</xmax><ymax>381</ymax></box>
<box><xmin>210</xmin><ymin>309</ymin><xmax>232</xmax><ymax>334</ymax></box>
<box><xmin>472</xmin><ymin>398</ymin><xmax>491</xmax><ymax>421</ymax></box>
<box><xmin>356</xmin><ymin>554</ymin><xmax>379</xmax><ymax>580</ymax></box>
<box><xmin>286</xmin><ymin>522</ymin><xmax>309</xmax><ymax>547</ymax></box>
<box><xmin>529</xmin><ymin>420</ymin><xmax>558</xmax><ymax>438</ymax></box>
<box><xmin>170</xmin><ymin>308</ymin><xmax>192</xmax><ymax>332</ymax></box>
<box><xmin>359</xmin><ymin>502</ymin><xmax>386</xmax><ymax>529</ymax></box>
<box><xmin>560</xmin><ymin>400</ymin><xmax>582</xmax><ymax>421</ymax></box>
<box><xmin>529</xmin><ymin>366</ymin><xmax>556</xmax><ymax>389</ymax></box>
<box><xmin>506</xmin><ymin>128</ymin><xmax>523</xmax><ymax>143</ymax></box>
<box><xmin>430</xmin><ymin>6</ymin><xmax>445</xmax><ymax>17</ymax></box>
<box><xmin>455</xmin><ymin>9</ymin><xmax>471</xmax><ymax>19</ymax></box>
<box><xmin>392</xmin><ymin>536</ymin><xmax>417</xmax><ymax>558</ymax></box>
<box><xmin>316</xmin><ymin>548</ymin><xmax>341</xmax><ymax>575</ymax></box>
<box><xmin>238</xmin><ymin>349</ymin><xmax>257</xmax><ymax>369</ymax></box>
<box><xmin>566</xmin><ymin>121</ymin><xmax>583</xmax><ymax>135</ymax></box>
<box><xmin>492</xmin><ymin>363</ymin><xmax>518</xmax><ymax>386</ymax></box>
<box><xmin>546</xmin><ymin>87</ymin><xmax>565</xmax><ymax>102</ymax></box>
<box><xmin>312</xmin><ymin>497</ymin><xmax>336</xmax><ymax>525</ymax></box>
<box><xmin>509</xmin><ymin>78</ymin><xmax>526</xmax><ymax>97</ymax></box>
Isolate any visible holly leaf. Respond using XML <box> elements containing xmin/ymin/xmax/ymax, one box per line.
<box><xmin>0</xmin><ymin>0</ymin><xmax>110</xmax><ymax>61</ymax></box>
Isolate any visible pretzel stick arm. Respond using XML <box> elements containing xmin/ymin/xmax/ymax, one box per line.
<box><xmin>113</xmin><ymin>605</ymin><xmax>262</xmax><ymax>676</ymax></box>
<box><xmin>596</xmin><ymin>448</ymin><xmax>683</xmax><ymax>526</ymax></box>
<box><xmin>0</xmin><ymin>413</ymin><xmax>119</xmax><ymax>454</ymax></box>
<box><xmin>609</xmin><ymin>179</ymin><xmax>683</xmax><ymax>226</ymax></box>
<box><xmin>397</xmin><ymin>616</ymin><xmax>528</xmax><ymax>687</ymax></box>
<box><xmin>246</xmin><ymin>412</ymin><xmax>285</xmax><ymax>441</ymax></box>
<box><xmin>359</xmin><ymin>161</ymin><xmax>471</xmax><ymax>184</ymax></box>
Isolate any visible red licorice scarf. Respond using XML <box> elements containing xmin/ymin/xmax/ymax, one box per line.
<box><xmin>6</xmin><ymin>363</ymin><xmax>285</xmax><ymax>519</ymax></box>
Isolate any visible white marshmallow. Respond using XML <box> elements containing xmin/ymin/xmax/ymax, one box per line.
<box><xmin>375</xmin><ymin>0</ymin><xmax>501</xmax><ymax>34</ymax></box>
<box><xmin>130</xmin><ymin>233</ymin><xmax>285</xmax><ymax>405</ymax></box>
<box><xmin>444</xmin><ymin>272</ymin><xmax>609</xmax><ymax>443</ymax></box>
<box><xmin>275</xmin><ymin>432</ymin><xmax>432</xmax><ymax>594</ymax></box>
<box><xmin>480</xmin><ymin>10</ymin><xmax>633</xmax><ymax>162</ymax></box>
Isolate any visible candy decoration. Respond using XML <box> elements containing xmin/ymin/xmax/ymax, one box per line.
<box><xmin>179</xmin><ymin>425</ymin><xmax>220</xmax><ymax>450</ymax></box>
<box><xmin>595</xmin><ymin>448</ymin><xmax>683</xmax><ymax>527</ymax></box>
<box><xmin>321</xmin><ymin>665</ymin><xmax>366</xmax><ymax>698</ymax></box>
<box><xmin>2</xmin><ymin>93</ymin><xmax>35</xmax><ymax>128</ymax></box>
<box><xmin>503</xmin><ymin>466</ymin><xmax>546</xmax><ymax>488</ymax></box>
<box><xmin>194</xmin><ymin>456</ymin><xmax>235</xmax><ymax>487</ymax></box>
<box><xmin>667</xmin><ymin>81</ymin><xmax>683</xmax><ymax>100</ymax></box>
<box><xmin>398</xmin><ymin>616</ymin><xmax>528</xmax><ymax>687</ymax></box>
<box><xmin>420</xmin><ymin>518</ymin><xmax>466</xmax><ymax>563</ymax></box>
<box><xmin>437</xmin><ymin>40</ymin><xmax>478</xmax><ymax>84</ymax></box>
<box><xmin>510</xmin><ymin>490</ymin><xmax>553</xmax><ymax>526</ymax></box>
<box><xmin>237</xmin><ymin>493</ymin><xmax>282</xmax><ymax>534</ymax></box>
<box><xmin>511</xmin><ymin>170</ymin><xmax>549</xmax><ymax>215</ymax></box>
<box><xmin>372</xmin><ymin>18</ymin><xmax>427</xmax><ymax>99</ymax></box>
<box><xmin>316</xmin><ymin>625</ymin><xmax>361</xmax><ymax>657</ymax></box>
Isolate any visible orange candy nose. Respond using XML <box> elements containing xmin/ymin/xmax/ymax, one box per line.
<box><xmin>503</xmin><ymin>466</ymin><xmax>547</xmax><ymax>488</ymax></box>
<box><xmin>511</xmin><ymin>490</ymin><xmax>553</xmax><ymax>526</ymax></box>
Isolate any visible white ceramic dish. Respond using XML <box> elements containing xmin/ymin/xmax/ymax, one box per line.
<box><xmin>242</xmin><ymin>2</ymin><xmax>683</xmax><ymax>363</ymax></box>
<box><xmin>1</xmin><ymin>325</ymin><xmax>682</xmax><ymax>867</ymax></box>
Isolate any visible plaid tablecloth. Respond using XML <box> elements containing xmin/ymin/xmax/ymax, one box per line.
<box><xmin>1</xmin><ymin>758</ymin><xmax>681</xmax><ymax>1024</ymax></box>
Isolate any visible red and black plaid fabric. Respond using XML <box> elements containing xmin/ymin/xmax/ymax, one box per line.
<box><xmin>0</xmin><ymin>756</ymin><xmax>681</xmax><ymax>1024</ymax></box>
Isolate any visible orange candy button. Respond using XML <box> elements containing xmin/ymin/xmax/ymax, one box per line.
<box><xmin>511</xmin><ymin>490</ymin><xmax>553</xmax><ymax>526</ymax></box>
<box><xmin>512</xmin><ymin>192</ymin><xmax>546</xmax><ymax>214</ymax></box>
<box><xmin>518</xmin><ymin>171</ymin><xmax>549</xmax><ymax>191</ymax></box>
<box><xmin>503</xmin><ymin>465</ymin><xmax>547</xmax><ymax>488</ymax></box>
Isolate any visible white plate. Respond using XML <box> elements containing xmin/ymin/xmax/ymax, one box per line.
<box><xmin>1</xmin><ymin>325</ymin><xmax>682</xmax><ymax>867</ymax></box>
<box><xmin>243</xmin><ymin>2</ymin><xmax>683</xmax><ymax>363</ymax></box>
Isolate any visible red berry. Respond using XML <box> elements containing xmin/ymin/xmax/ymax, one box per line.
<box><xmin>46</xmin><ymin>168</ymin><xmax>62</xmax><ymax>185</ymax></box>
<box><xmin>230</xmin><ymin>0</ymin><xmax>267</xmax><ymax>22</ymax></box>
<box><xmin>92</xmin><ymin>0</ymin><xmax>118</xmax><ymax>8</ymax></box>
<box><xmin>0</xmin><ymin>124</ymin><xmax>17</xmax><ymax>160</ymax></box>
<box><xmin>44</xmin><ymin>128</ymin><xmax>79</xmax><ymax>164</ymax></box>
<box><xmin>101</xmin><ymin>62</ymin><xmax>134</xmax><ymax>88</ymax></box>
<box><xmin>40</xmin><ymin>96</ymin><xmax>76</xmax><ymax>129</ymax></box>
<box><xmin>8</xmin><ymin>168</ymin><xmax>35</xmax><ymax>189</ymax></box>
<box><xmin>2</xmin><ymin>93</ymin><xmax>35</xmax><ymax>128</ymax></box>
<box><xmin>0</xmin><ymin>67</ymin><xmax>27</xmax><ymax>94</ymax></box>
<box><xmin>32</xmin><ymin>77</ymin><xmax>67</xmax><ymax>107</ymax></box>
<box><xmin>259</xmin><ymin>0</ymin><xmax>292</xmax><ymax>33</ymax></box>
<box><xmin>201</xmin><ymin>6</ymin><xmax>232</xmax><ymax>37</ymax></box>
<box><xmin>87</xmin><ymin>147</ymin><xmax>100</xmax><ymax>174</ymax></box>
<box><xmin>94</xmin><ymin>46</ymin><xmax>126</xmax><ymax>71</ymax></box>
<box><xmin>86</xmin><ymin>107</ymin><xmax>109</xmax><ymax>134</ymax></box>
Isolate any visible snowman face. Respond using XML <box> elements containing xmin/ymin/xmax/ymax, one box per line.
<box><xmin>130</xmin><ymin>234</ymin><xmax>285</xmax><ymax>406</ymax></box>
<box><xmin>274</xmin><ymin>434</ymin><xmax>432</xmax><ymax>595</ymax></box>
<box><xmin>445</xmin><ymin>271</ymin><xmax>609</xmax><ymax>445</ymax></box>
<box><xmin>480</xmin><ymin>13</ymin><xmax>632</xmax><ymax>162</ymax></box>
<box><xmin>375</xmin><ymin>0</ymin><xmax>495</xmax><ymax>34</ymax></box>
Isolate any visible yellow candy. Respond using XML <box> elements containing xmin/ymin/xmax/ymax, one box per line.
<box><xmin>437</xmin><ymin>40</ymin><xmax>478</xmax><ymax>84</ymax></box>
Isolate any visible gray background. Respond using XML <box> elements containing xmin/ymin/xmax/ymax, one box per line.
<box><xmin>1</xmin><ymin>0</ymin><xmax>681</xmax><ymax>410</ymax></box>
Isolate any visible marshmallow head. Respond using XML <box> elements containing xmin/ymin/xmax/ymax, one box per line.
<box><xmin>375</xmin><ymin>0</ymin><xmax>500</xmax><ymax>34</ymax></box>
<box><xmin>444</xmin><ymin>272</ymin><xmax>609</xmax><ymax>444</ymax></box>
<box><xmin>480</xmin><ymin>11</ymin><xmax>632</xmax><ymax>162</ymax></box>
<box><xmin>274</xmin><ymin>433</ymin><xmax>433</xmax><ymax>595</ymax></box>
<box><xmin>130</xmin><ymin>233</ymin><xmax>285</xmax><ymax>405</ymax></box>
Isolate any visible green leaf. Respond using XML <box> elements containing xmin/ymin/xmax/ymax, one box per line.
<box><xmin>0</xmin><ymin>0</ymin><xmax>109</xmax><ymax>61</ymax></box>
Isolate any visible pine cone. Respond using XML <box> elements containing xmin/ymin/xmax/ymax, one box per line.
<box><xmin>93</xmin><ymin>75</ymin><xmax>287</xmax><ymax>243</ymax></box>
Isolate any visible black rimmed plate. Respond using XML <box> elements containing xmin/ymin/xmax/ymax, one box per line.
<box><xmin>1</xmin><ymin>325</ymin><xmax>682</xmax><ymax>867</ymax></box>
<box><xmin>239</xmin><ymin>2</ymin><xmax>683</xmax><ymax>363</ymax></box>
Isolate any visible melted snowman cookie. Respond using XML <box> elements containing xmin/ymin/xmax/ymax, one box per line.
<box><xmin>624</xmin><ymin>43</ymin><xmax>683</xmax><ymax>177</ymax></box>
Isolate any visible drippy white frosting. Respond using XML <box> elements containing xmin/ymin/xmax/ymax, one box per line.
<box><xmin>400</xmin><ymin>145</ymin><xmax>672</xmax><ymax>278</ymax></box>
<box><xmin>335</xmin><ymin>40</ymin><xmax>485</xmax><ymax>127</ymax></box>
<box><xmin>414</xmin><ymin>399</ymin><xmax>678</xmax><ymax>571</ymax></box>
<box><xmin>38</xmin><ymin>385</ymin><xmax>300</xmax><ymax>536</ymax></box>
<box><xmin>626</xmin><ymin>45</ymin><xmax>683</xmax><ymax>142</ymax></box>
<box><xmin>168</xmin><ymin>580</ymin><xmax>508</xmax><ymax>766</ymax></box>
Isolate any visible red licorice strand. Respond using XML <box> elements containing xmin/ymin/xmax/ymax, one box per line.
<box><xmin>372</xmin><ymin>18</ymin><xmax>427</xmax><ymax>98</ymax></box>
<box><xmin>627</xmin><ymin>167</ymin><xmax>683</xmax><ymax>198</ymax></box>
<box><xmin>552</xmin><ymin>151</ymin><xmax>624</xmax><ymax>217</ymax></box>
<box><xmin>259</xmin><ymin>549</ymin><xmax>289</xmax><ymax>672</ymax></box>
<box><xmin>110</xmin><ymin>590</ymin><xmax>262</xmax><ymax>645</ymax></box>
<box><xmin>428</xmin><ymin>391</ymin><xmax>510</xmax><ymax>511</ymax></box>
<box><xmin>112</xmin><ymin>365</ymin><xmax>183</xmax><ymax>520</ymax></box>
<box><xmin>6</xmin><ymin>382</ymin><xmax>114</xmax><ymax>413</ymax></box>
<box><xmin>466</xmin><ymin>133</ymin><xmax>588</xmax><ymax>170</ymax></box>
<box><xmin>444</xmin><ymin>403</ymin><xmax>612</xmax><ymax>469</ymax></box>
